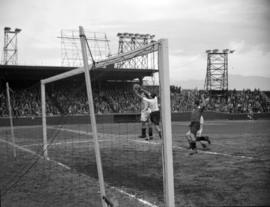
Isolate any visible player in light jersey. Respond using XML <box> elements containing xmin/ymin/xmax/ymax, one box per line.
<box><xmin>134</xmin><ymin>85</ymin><xmax>162</xmax><ymax>140</ymax></box>
<box><xmin>138</xmin><ymin>92</ymin><xmax>152</xmax><ymax>139</ymax></box>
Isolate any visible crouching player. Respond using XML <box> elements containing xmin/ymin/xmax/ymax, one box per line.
<box><xmin>196</xmin><ymin>115</ymin><xmax>211</xmax><ymax>149</ymax></box>
<box><xmin>186</xmin><ymin>94</ymin><xmax>211</xmax><ymax>155</ymax></box>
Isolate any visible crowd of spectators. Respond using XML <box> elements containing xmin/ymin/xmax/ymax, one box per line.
<box><xmin>0</xmin><ymin>82</ymin><xmax>269</xmax><ymax>117</ymax></box>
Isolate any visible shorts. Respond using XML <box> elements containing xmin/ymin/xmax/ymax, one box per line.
<box><xmin>189</xmin><ymin>121</ymin><xmax>200</xmax><ymax>136</ymax></box>
<box><xmin>197</xmin><ymin>127</ymin><xmax>203</xmax><ymax>137</ymax></box>
<box><xmin>150</xmin><ymin>111</ymin><xmax>160</xmax><ymax>125</ymax></box>
<box><xmin>140</xmin><ymin>111</ymin><xmax>150</xmax><ymax>122</ymax></box>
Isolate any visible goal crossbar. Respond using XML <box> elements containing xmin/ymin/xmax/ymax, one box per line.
<box><xmin>41</xmin><ymin>41</ymin><xmax>159</xmax><ymax>85</ymax></box>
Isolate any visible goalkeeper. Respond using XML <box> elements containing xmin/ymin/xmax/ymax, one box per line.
<box><xmin>133</xmin><ymin>84</ymin><xmax>152</xmax><ymax>139</ymax></box>
<box><xmin>133</xmin><ymin>84</ymin><xmax>161</xmax><ymax>140</ymax></box>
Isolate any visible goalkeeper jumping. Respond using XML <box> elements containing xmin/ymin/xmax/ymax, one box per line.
<box><xmin>133</xmin><ymin>84</ymin><xmax>162</xmax><ymax>140</ymax></box>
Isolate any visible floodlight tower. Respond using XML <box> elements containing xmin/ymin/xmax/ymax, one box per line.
<box><xmin>59</xmin><ymin>29</ymin><xmax>111</xmax><ymax>67</ymax></box>
<box><xmin>116</xmin><ymin>32</ymin><xmax>155</xmax><ymax>69</ymax></box>
<box><xmin>204</xmin><ymin>49</ymin><xmax>234</xmax><ymax>91</ymax></box>
<box><xmin>2</xmin><ymin>27</ymin><xmax>22</xmax><ymax>65</ymax></box>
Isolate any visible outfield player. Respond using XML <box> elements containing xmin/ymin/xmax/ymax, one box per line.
<box><xmin>134</xmin><ymin>85</ymin><xmax>162</xmax><ymax>140</ymax></box>
<box><xmin>196</xmin><ymin>115</ymin><xmax>211</xmax><ymax>149</ymax></box>
<box><xmin>185</xmin><ymin>115</ymin><xmax>210</xmax><ymax>149</ymax></box>
<box><xmin>186</xmin><ymin>94</ymin><xmax>210</xmax><ymax>155</ymax></box>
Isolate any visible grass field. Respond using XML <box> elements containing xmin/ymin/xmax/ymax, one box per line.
<box><xmin>0</xmin><ymin>120</ymin><xmax>270</xmax><ymax>207</ymax></box>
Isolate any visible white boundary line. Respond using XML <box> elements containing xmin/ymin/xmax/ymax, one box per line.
<box><xmin>0</xmin><ymin>137</ymin><xmax>71</xmax><ymax>170</ymax></box>
<box><xmin>0</xmin><ymin>137</ymin><xmax>158</xmax><ymax>207</ymax></box>
<box><xmin>111</xmin><ymin>187</ymin><xmax>158</xmax><ymax>207</ymax></box>
<box><xmin>132</xmin><ymin>139</ymin><xmax>161</xmax><ymax>145</ymax></box>
<box><xmin>47</xmin><ymin>126</ymin><xmax>93</xmax><ymax>136</ymax></box>
<box><xmin>131</xmin><ymin>139</ymin><xmax>254</xmax><ymax>159</ymax></box>
<box><xmin>173</xmin><ymin>146</ymin><xmax>254</xmax><ymax>159</ymax></box>
<box><xmin>55</xmin><ymin>126</ymin><xmax>255</xmax><ymax>160</ymax></box>
<box><xmin>21</xmin><ymin>139</ymin><xmax>107</xmax><ymax>148</ymax></box>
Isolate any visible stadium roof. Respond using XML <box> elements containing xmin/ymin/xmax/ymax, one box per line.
<box><xmin>0</xmin><ymin>65</ymin><xmax>157</xmax><ymax>82</ymax></box>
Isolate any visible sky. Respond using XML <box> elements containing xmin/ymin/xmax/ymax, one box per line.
<box><xmin>0</xmin><ymin>0</ymin><xmax>270</xmax><ymax>88</ymax></box>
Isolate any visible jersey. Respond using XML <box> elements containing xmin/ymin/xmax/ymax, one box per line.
<box><xmin>141</xmin><ymin>98</ymin><xmax>150</xmax><ymax>113</ymax></box>
<box><xmin>197</xmin><ymin>116</ymin><xmax>204</xmax><ymax>136</ymax></box>
<box><xmin>140</xmin><ymin>98</ymin><xmax>150</xmax><ymax>122</ymax></box>
<box><xmin>190</xmin><ymin>106</ymin><xmax>205</xmax><ymax>122</ymax></box>
<box><xmin>143</xmin><ymin>97</ymin><xmax>159</xmax><ymax>112</ymax></box>
<box><xmin>200</xmin><ymin>115</ymin><xmax>204</xmax><ymax>125</ymax></box>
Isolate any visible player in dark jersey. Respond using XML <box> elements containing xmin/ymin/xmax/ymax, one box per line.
<box><xmin>196</xmin><ymin>115</ymin><xmax>211</xmax><ymax>149</ymax></box>
<box><xmin>186</xmin><ymin>94</ymin><xmax>210</xmax><ymax>155</ymax></box>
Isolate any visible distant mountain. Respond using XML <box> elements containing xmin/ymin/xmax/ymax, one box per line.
<box><xmin>228</xmin><ymin>75</ymin><xmax>270</xmax><ymax>90</ymax></box>
<box><xmin>171</xmin><ymin>75</ymin><xmax>270</xmax><ymax>90</ymax></box>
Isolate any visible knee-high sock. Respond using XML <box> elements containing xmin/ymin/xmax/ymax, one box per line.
<box><xmin>190</xmin><ymin>141</ymin><xmax>196</xmax><ymax>149</ymax></box>
<box><xmin>141</xmin><ymin>128</ymin><xmax>146</xmax><ymax>137</ymax></box>
<box><xmin>148</xmin><ymin>127</ymin><xmax>153</xmax><ymax>137</ymax></box>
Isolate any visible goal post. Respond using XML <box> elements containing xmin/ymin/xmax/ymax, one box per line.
<box><xmin>5</xmin><ymin>82</ymin><xmax>16</xmax><ymax>158</ymax></box>
<box><xmin>41</xmin><ymin>82</ymin><xmax>48</xmax><ymax>160</ymax></box>
<box><xmin>79</xmin><ymin>25</ymin><xmax>107</xmax><ymax>207</ymax></box>
<box><xmin>158</xmin><ymin>39</ymin><xmax>175</xmax><ymax>207</ymax></box>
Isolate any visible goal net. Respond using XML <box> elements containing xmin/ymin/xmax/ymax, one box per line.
<box><xmin>39</xmin><ymin>26</ymin><xmax>174</xmax><ymax>207</ymax></box>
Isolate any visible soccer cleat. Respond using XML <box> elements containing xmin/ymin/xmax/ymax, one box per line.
<box><xmin>201</xmin><ymin>143</ymin><xmax>210</xmax><ymax>150</ymax></box>
<box><xmin>158</xmin><ymin>131</ymin><xmax>162</xmax><ymax>139</ymax></box>
<box><xmin>189</xmin><ymin>149</ymin><xmax>198</xmax><ymax>155</ymax></box>
<box><xmin>201</xmin><ymin>143</ymin><xmax>207</xmax><ymax>148</ymax></box>
<box><xmin>145</xmin><ymin>137</ymin><xmax>153</xmax><ymax>141</ymax></box>
<box><xmin>139</xmin><ymin>129</ymin><xmax>146</xmax><ymax>138</ymax></box>
<box><xmin>205</xmin><ymin>136</ymin><xmax>211</xmax><ymax>144</ymax></box>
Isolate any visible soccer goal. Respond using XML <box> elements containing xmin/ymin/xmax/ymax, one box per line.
<box><xmin>40</xmin><ymin>26</ymin><xmax>175</xmax><ymax>207</ymax></box>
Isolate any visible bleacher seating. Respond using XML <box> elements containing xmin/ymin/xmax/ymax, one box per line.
<box><xmin>0</xmin><ymin>83</ymin><xmax>269</xmax><ymax>117</ymax></box>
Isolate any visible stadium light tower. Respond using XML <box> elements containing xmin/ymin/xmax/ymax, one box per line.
<box><xmin>116</xmin><ymin>32</ymin><xmax>156</xmax><ymax>69</ymax></box>
<box><xmin>204</xmin><ymin>49</ymin><xmax>234</xmax><ymax>92</ymax></box>
<box><xmin>2</xmin><ymin>27</ymin><xmax>22</xmax><ymax>65</ymax></box>
<box><xmin>59</xmin><ymin>29</ymin><xmax>111</xmax><ymax>67</ymax></box>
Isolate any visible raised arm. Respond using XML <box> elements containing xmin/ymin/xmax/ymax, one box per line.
<box><xmin>140</xmin><ymin>88</ymin><xmax>151</xmax><ymax>98</ymax></box>
<box><xmin>134</xmin><ymin>88</ymin><xmax>143</xmax><ymax>99</ymax></box>
<box><xmin>201</xmin><ymin>94</ymin><xmax>210</xmax><ymax>108</ymax></box>
<box><xmin>133</xmin><ymin>84</ymin><xmax>144</xmax><ymax>99</ymax></box>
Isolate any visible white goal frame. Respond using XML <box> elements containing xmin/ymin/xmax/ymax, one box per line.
<box><xmin>40</xmin><ymin>26</ymin><xmax>175</xmax><ymax>207</ymax></box>
<box><xmin>5</xmin><ymin>82</ymin><xmax>16</xmax><ymax>158</ymax></box>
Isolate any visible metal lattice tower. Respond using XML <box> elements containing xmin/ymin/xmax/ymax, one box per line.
<box><xmin>116</xmin><ymin>33</ymin><xmax>157</xmax><ymax>69</ymax></box>
<box><xmin>204</xmin><ymin>49</ymin><xmax>234</xmax><ymax>91</ymax></box>
<box><xmin>59</xmin><ymin>29</ymin><xmax>111</xmax><ymax>67</ymax></box>
<box><xmin>2</xmin><ymin>27</ymin><xmax>22</xmax><ymax>65</ymax></box>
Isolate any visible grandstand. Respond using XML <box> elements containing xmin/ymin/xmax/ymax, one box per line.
<box><xmin>0</xmin><ymin>66</ymin><xmax>269</xmax><ymax>119</ymax></box>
